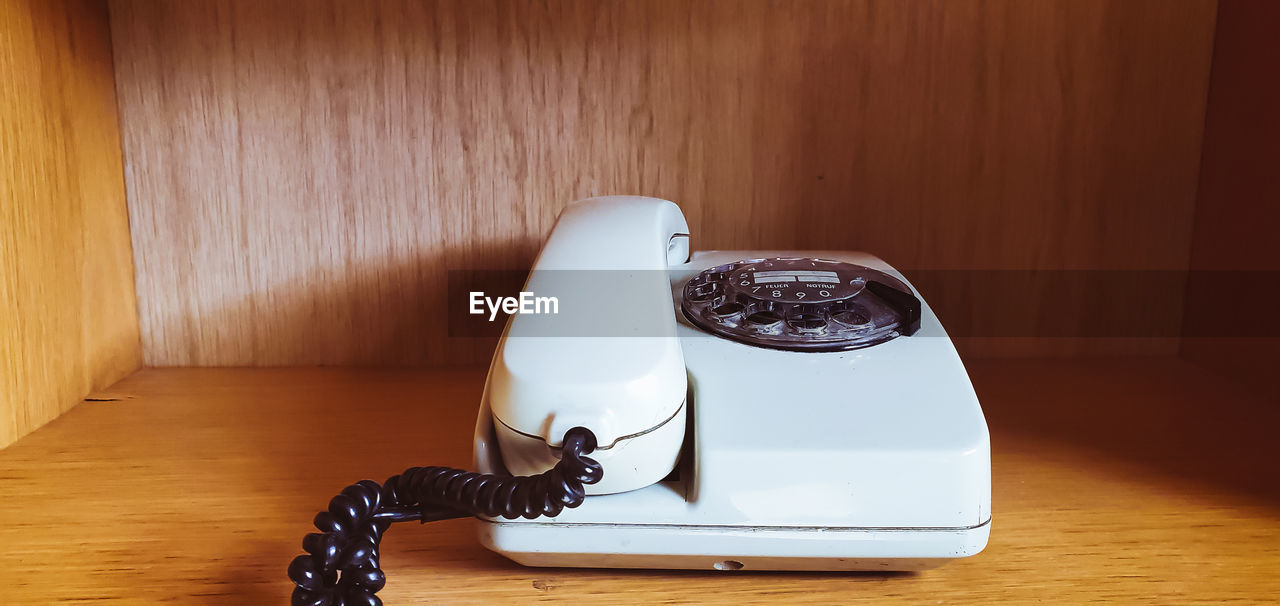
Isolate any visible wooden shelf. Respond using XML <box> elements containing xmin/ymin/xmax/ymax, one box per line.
<box><xmin>1</xmin><ymin>358</ymin><xmax>1277</xmax><ymax>603</ymax></box>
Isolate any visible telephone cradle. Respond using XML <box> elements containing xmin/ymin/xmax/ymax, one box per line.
<box><xmin>290</xmin><ymin>196</ymin><xmax>990</xmax><ymax>604</ymax></box>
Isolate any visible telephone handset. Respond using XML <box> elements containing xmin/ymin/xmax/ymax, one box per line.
<box><xmin>291</xmin><ymin>197</ymin><xmax>990</xmax><ymax>605</ymax></box>
<box><xmin>488</xmin><ymin>197</ymin><xmax>691</xmax><ymax>495</ymax></box>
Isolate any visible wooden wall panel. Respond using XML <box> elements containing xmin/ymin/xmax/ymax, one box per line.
<box><xmin>1181</xmin><ymin>0</ymin><xmax>1280</xmax><ymax>400</ymax></box>
<box><xmin>0</xmin><ymin>0</ymin><xmax>141</xmax><ymax>448</ymax></box>
<box><xmin>108</xmin><ymin>0</ymin><xmax>1217</xmax><ymax>366</ymax></box>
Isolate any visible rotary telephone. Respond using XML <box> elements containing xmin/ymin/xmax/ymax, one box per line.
<box><xmin>289</xmin><ymin>197</ymin><xmax>991</xmax><ymax>605</ymax></box>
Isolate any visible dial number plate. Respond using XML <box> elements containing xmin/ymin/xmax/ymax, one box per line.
<box><xmin>681</xmin><ymin>257</ymin><xmax>918</xmax><ymax>352</ymax></box>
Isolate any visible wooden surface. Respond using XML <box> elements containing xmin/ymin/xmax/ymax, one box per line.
<box><xmin>0</xmin><ymin>0</ymin><xmax>141</xmax><ymax>449</ymax></box>
<box><xmin>108</xmin><ymin>0</ymin><xmax>1217</xmax><ymax>366</ymax></box>
<box><xmin>0</xmin><ymin>359</ymin><xmax>1276</xmax><ymax>603</ymax></box>
<box><xmin>1181</xmin><ymin>0</ymin><xmax>1280</xmax><ymax>401</ymax></box>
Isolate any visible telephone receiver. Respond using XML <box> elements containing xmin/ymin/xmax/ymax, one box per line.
<box><xmin>291</xmin><ymin>197</ymin><xmax>990</xmax><ymax>605</ymax></box>
<box><xmin>481</xmin><ymin>196</ymin><xmax>692</xmax><ymax>495</ymax></box>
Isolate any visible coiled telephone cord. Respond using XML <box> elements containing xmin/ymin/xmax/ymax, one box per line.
<box><xmin>287</xmin><ymin>427</ymin><xmax>602</xmax><ymax>606</ymax></box>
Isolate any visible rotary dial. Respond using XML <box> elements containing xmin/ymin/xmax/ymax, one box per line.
<box><xmin>680</xmin><ymin>257</ymin><xmax>920</xmax><ymax>351</ymax></box>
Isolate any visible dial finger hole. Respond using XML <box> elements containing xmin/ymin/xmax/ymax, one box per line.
<box><xmin>711</xmin><ymin>302</ymin><xmax>744</xmax><ymax>318</ymax></box>
<box><xmin>785</xmin><ymin>312</ymin><xmax>827</xmax><ymax>334</ymax></box>
<box><xmin>686</xmin><ymin>282</ymin><xmax>720</xmax><ymax>302</ymax></box>
<box><xmin>832</xmin><ymin>309</ymin><xmax>872</xmax><ymax>328</ymax></box>
<box><xmin>744</xmin><ymin>311</ymin><xmax>782</xmax><ymax>328</ymax></box>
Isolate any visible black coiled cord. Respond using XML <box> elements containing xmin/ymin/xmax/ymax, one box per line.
<box><xmin>288</xmin><ymin>427</ymin><xmax>601</xmax><ymax>606</ymax></box>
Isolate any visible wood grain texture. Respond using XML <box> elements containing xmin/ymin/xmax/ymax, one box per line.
<box><xmin>1180</xmin><ymin>0</ymin><xmax>1280</xmax><ymax>400</ymax></box>
<box><xmin>0</xmin><ymin>0</ymin><xmax>141</xmax><ymax>448</ymax></box>
<box><xmin>108</xmin><ymin>0</ymin><xmax>1217</xmax><ymax>365</ymax></box>
<box><xmin>0</xmin><ymin>359</ymin><xmax>1276</xmax><ymax>602</ymax></box>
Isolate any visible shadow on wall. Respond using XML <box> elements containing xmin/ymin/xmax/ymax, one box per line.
<box><xmin>147</xmin><ymin>241</ymin><xmax>516</xmax><ymax>367</ymax></box>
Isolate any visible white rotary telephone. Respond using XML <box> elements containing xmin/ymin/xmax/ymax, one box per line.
<box><xmin>290</xmin><ymin>196</ymin><xmax>990</xmax><ymax>605</ymax></box>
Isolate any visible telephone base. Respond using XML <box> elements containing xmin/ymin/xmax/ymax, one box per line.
<box><xmin>477</xmin><ymin>519</ymin><xmax>991</xmax><ymax>572</ymax></box>
<box><xmin>473</xmin><ymin>245</ymin><xmax>992</xmax><ymax>573</ymax></box>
